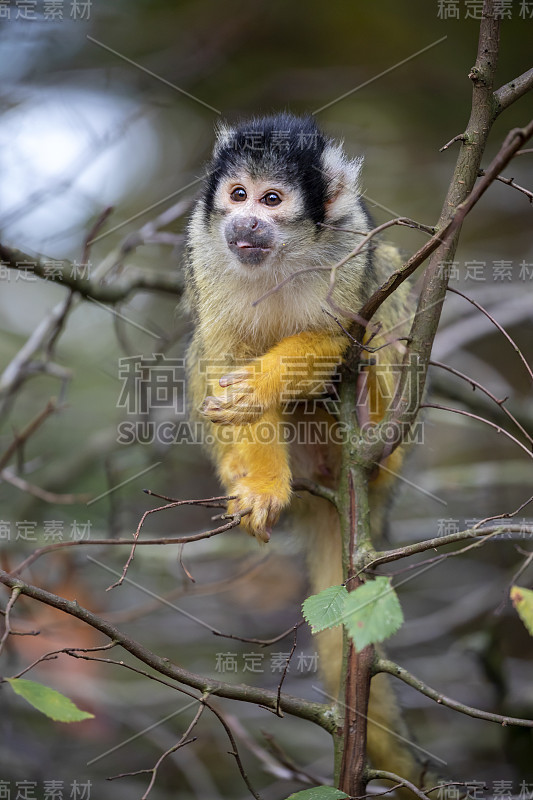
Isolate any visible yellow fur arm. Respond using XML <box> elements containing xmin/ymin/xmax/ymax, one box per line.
<box><xmin>201</xmin><ymin>330</ymin><xmax>348</xmax><ymax>425</ymax></box>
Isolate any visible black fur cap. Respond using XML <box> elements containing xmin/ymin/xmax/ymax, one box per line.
<box><xmin>202</xmin><ymin>113</ymin><xmax>329</xmax><ymax>226</ymax></box>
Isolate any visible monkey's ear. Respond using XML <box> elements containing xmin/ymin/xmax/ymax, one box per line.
<box><xmin>213</xmin><ymin>121</ymin><xmax>235</xmax><ymax>156</ymax></box>
<box><xmin>321</xmin><ymin>142</ymin><xmax>363</xmax><ymax>219</ymax></box>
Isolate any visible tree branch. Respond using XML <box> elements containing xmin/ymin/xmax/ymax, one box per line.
<box><xmin>377</xmin><ymin>658</ymin><xmax>533</xmax><ymax>728</ymax></box>
<box><xmin>494</xmin><ymin>67</ymin><xmax>533</xmax><ymax>116</ymax></box>
<box><xmin>0</xmin><ymin>242</ymin><xmax>184</xmax><ymax>304</ymax></box>
<box><xmin>0</xmin><ymin>568</ymin><xmax>332</xmax><ymax>732</ymax></box>
<box><xmin>0</xmin><ymin>399</ymin><xmax>58</xmax><ymax>471</ymax></box>
<box><xmin>366</xmin><ymin>770</ymin><xmax>432</xmax><ymax>800</ymax></box>
<box><xmin>368</xmin><ymin>523</ymin><xmax>533</xmax><ymax>570</ymax></box>
<box><xmin>446</xmin><ymin>286</ymin><xmax>533</xmax><ymax>382</ymax></box>
<box><xmin>429</xmin><ymin>360</ymin><xmax>533</xmax><ymax>447</ymax></box>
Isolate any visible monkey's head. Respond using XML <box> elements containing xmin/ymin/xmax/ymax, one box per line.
<box><xmin>198</xmin><ymin>114</ymin><xmax>364</xmax><ymax>276</ymax></box>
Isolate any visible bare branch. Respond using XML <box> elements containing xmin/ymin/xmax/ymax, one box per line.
<box><xmin>439</xmin><ymin>133</ymin><xmax>467</xmax><ymax>152</ymax></box>
<box><xmin>0</xmin><ymin>568</ymin><xmax>332</xmax><ymax>731</ymax></box>
<box><xmin>0</xmin><ymin>242</ymin><xmax>184</xmax><ymax>304</ymax></box>
<box><xmin>12</xmin><ymin>642</ymin><xmax>118</xmax><ymax>680</ymax></box>
<box><xmin>494</xmin><ymin>67</ymin><xmax>533</xmax><ymax>116</ymax></box>
<box><xmin>377</xmin><ymin>658</ymin><xmax>533</xmax><ymax>728</ymax></box>
<box><xmin>357</xmin><ymin>119</ymin><xmax>533</xmax><ymax>347</ymax></box>
<box><xmin>0</xmin><ymin>587</ymin><xmax>21</xmax><ymax>656</ymax></box>
<box><xmin>429</xmin><ymin>360</ymin><xmax>533</xmax><ymax>447</ymax></box>
<box><xmin>0</xmin><ymin>295</ymin><xmax>74</xmax><ymax>397</ymax></box>
<box><xmin>213</xmin><ymin>620</ymin><xmax>305</xmax><ymax>647</ymax></box>
<box><xmin>109</xmin><ymin>702</ymin><xmax>205</xmax><ymax>800</ymax></box>
<box><xmin>0</xmin><ymin>399</ymin><xmax>57</xmax><ymax>471</ymax></box>
<box><xmin>251</xmin><ymin>217</ymin><xmax>434</xmax><ymax>309</ymax></box>
<box><xmin>366</xmin><ymin>770</ymin><xmax>432</xmax><ymax>800</ymax></box>
<box><xmin>447</xmin><ymin>286</ymin><xmax>533</xmax><ymax>382</ymax></box>
<box><xmin>422</xmin><ymin>402</ymin><xmax>533</xmax><ymax>459</ymax></box>
<box><xmin>291</xmin><ymin>478</ymin><xmax>337</xmax><ymax>506</ymax></box>
<box><xmin>479</xmin><ymin>168</ymin><xmax>533</xmax><ymax>203</ymax></box>
<box><xmin>368</xmin><ymin>522</ymin><xmax>533</xmax><ymax>570</ymax></box>
<box><xmin>82</xmin><ymin>206</ymin><xmax>114</xmax><ymax>264</ymax></box>
<box><xmin>275</xmin><ymin>627</ymin><xmax>298</xmax><ymax>717</ymax></box>
<box><xmin>10</xmin><ymin>520</ymin><xmax>241</xmax><ymax>577</ymax></box>
<box><xmin>108</xmin><ymin>496</ymin><xmax>248</xmax><ymax>590</ymax></box>
<box><xmin>1</xmin><ymin>468</ymin><xmax>91</xmax><ymax>504</ymax></box>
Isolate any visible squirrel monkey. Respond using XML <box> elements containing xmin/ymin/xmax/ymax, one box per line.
<box><xmin>186</xmin><ymin>114</ymin><xmax>424</xmax><ymax>782</ymax></box>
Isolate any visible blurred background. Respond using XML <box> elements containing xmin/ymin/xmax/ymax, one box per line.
<box><xmin>0</xmin><ymin>1</ymin><xmax>532</xmax><ymax>797</ymax></box>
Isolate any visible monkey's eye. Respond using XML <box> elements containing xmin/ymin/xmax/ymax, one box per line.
<box><xmin>230</xmin><ymin>187</ymin><xmax>247</xmax><ymax>202</ymax></box>
<box><xmin>262</xmin><ymin>192</ymin><xmax>282</xmax><ymax>207</ymax></box>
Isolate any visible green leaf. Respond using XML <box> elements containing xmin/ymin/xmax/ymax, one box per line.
<box><xmin>302</xmin><ymin>585</ymin><xmax>348</xmax><ymax>633</ymax></box>
<box><xmin>510</xmin><ymin>585</ymin><xmax>533</xmax><ymax>637</ymax></box>
<box><xmin>343</xmin><ymin>576</ymin><xmax>403</xmax><ymax>651</ymax></box>
<box><xmin>286</xmin><ymin>788</ymin><xmax>349</xmax><ymax>800</ymax></box>
<box><xmin>5</xmin><ymin>678</ymin><xmax>94</xmax><ymax>723</ymax></box>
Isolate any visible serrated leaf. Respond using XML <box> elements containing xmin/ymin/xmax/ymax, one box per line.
<box><xmin>343</xmin><ymin>576</ymin><xmax>403</xmax><ymax>651</ymax></box>
<box><xmin>510</xmin><ymin>585</ymin><xmax>533</xmax><ymax>637</ymax></box>
<box><xmin>286</xmin><ymin>788</ymin><xmax>349</xmax><ymax>800</ymax></box>
<box><xmin>302</xmin><ymin>585</ymin><xmax>348</xmax><ymax>633</ymax></box>
<box><xmin>6</xmin><ymin>678</ymin><xmax>94</xmax><ymax>723</ymax></box>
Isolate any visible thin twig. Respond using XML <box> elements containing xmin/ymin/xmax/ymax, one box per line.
<box><xmin>1</xmin><ymin>468</ymin><xmax>92</xmax><ymax>504</ymax></box>
<box><xmin>11</xmin><ymin>527</ymin><xmax>237</xmax><ymax>577</ymax></box>
<box><xmin>109</xmin><ymin>699</ymin><xmax>206</xmax><ymax>800</ymax></box>
<box><xmin>439</xmin><ymin>133</ymin><xmax>467</xmax><ymax>152</ymax></box>
<box><xmin>366</xmin><ymin>770</ymin><xmax>432</xmax><ymax>800</ymax></box>
<box><xmin>422</xmin><ymin>402</ymin><xmax>533</xmax><ymax>458</ymax></box>
<box><xmin>0</xmin><ymin>587</ymin><xmax>21</xmax><ymax>656</ymax></box>
<box><xmin>478</xmin><ymin>169</ymin><xmax>533</xmax><ymax>203</ymax></box>
<box><xmin>11</xmin><ymin>642</ymin><xmax>119</xmax><ymax>680</ymax></box>
<box><xmin>0</xmin><ymin>400</ymin><xmax>57</xmax><ymax>472</ymax></box>
<box><xmin>377</xmin><ymin>658</ymin><xmax>533</xmax><ymax>728</ymax></box>
<box><xmin>82</xmin><ymin>206</ymin><xmax>114</xmax><ymax>265</ymax></box>
<box><xmin>143</xmin><ymin>489</ymin><xmax>232</xmax><ymax>508</ymax></box>
<box><xmin>367</xmin><ymin>522</ymin><xmax>533</xmax><ymax>570</ymax></box>
<box><xmin>251</xmin><ymin>217</ymin><xmax>433</xmax><ymax>309</ymax></box>
<box><xmin>430</xmin><ymin>360</ymin><xmax>533</xmax><ymax>446</ymax></box>
<box><xmin>108</xmin><ymin>498</ymin><xmax>249</xmax><ymax>590</ymax></box>
<box><xmin>357</xmin><ymin>119</ymin><xmax>533</xmax><ymax>353</ymax></box>
<box><xmin>447</xmin><ymin>286</ymin><xmax>533</xmax><ymax>382</ymax></box>
<box><xmin>291</xmin><ymin>478</ymin><xmax>337</xmax><ymax>506</ymax></box>
<box><xmin>494</xmin><ymin>548</ymin><xmax>533</xmax><ymax>616</ymax></box>
<box><xmin>275</xmin><ymin>627</ymin><xmax>299</xmax><ymax>717</ymax></box>
<box><xmin>213</xmin><ymin>619</ymin><xmax>305</xmax><ymax>647</ymax></box>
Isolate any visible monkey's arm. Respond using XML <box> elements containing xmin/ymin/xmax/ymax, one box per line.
<box><xmin>201</xmin><ymin>330</ymin><xmax>348</xmax><ymax>425</ymax></box>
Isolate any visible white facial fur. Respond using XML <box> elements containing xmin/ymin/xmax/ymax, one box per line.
<box><xmin>186</xmin><ymin>136</ymin><xmax>369</xmax><ymax>353</ymax></box>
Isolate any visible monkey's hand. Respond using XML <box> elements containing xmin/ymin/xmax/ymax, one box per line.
<box><xmin>200</xmin><ymin>365</ymin><xmax>263</xmax><ymax>425</ymax></box>
<box><xmin>200</xmin><ymin>330</ymin><xmax>347</xmax><ymax>426</ymax></box>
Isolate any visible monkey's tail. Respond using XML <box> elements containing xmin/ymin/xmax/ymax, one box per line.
<box><xmin>300</xmin><ymin>492</ymin><xmax>437</xmax><ymax>792</ymax></box>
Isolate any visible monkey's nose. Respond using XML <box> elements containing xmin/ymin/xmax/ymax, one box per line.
<box><xmin>233</xmin><ymin>216</ymin><xmax>260</xmax><ymax>236</ymax></box>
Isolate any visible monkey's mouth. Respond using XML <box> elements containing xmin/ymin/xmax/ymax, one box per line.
<box><xmin>228</xmin><ymin>240</ymin><xmax>271</xmax><ymax>265</ymax></box>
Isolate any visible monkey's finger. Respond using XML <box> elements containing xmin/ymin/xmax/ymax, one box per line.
<box><xmin>200</xmin><ymin>396</ymin><xmax>223</xmax><ymax>415</ymax></box>
<box><xmin>219</xmin><ymin>370</ymin><xmax>250</xmax><ymax>388</ymax></box>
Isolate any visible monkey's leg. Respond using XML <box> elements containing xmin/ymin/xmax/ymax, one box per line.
<box><xmin>212</xmin><ymin>407</ymin><xmax>292</xmax><ymax>542</ymax></box>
